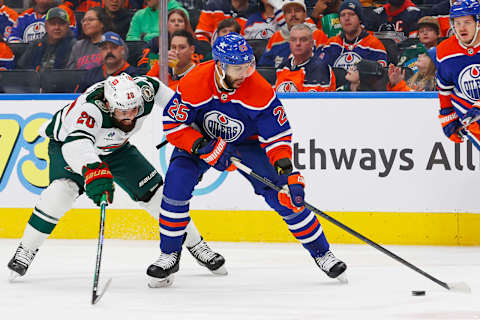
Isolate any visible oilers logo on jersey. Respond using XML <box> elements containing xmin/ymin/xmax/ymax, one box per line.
<box><xmin>458</xmin><ymin>64</ymin><xmax>480</xmax><ymax>101</ymax></box>
<box><xmin>276</xmin><ymin>81</ymin><xmax>298</xmax><ymax>93</ymax></box>
<box><xmin>333</xmin><ymin>52</ymin><xmax>362</xmax><ymax>70</ymax></box>
<box><xmin>203</xmin><ymin>111</ymin><xmax>244</xmax><ymax>142</ymax></box>
<box><xmin>250</xmin><ymin>27</ymin><xmax>276</xmax><ymax>39</ymax></box>
<box><xmin>23</xmin><ymin>21</ymin><xmax>45</xmax><ymax>42</ymax></box>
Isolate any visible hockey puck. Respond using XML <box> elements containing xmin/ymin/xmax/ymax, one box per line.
<box><xmin>411</xmin><ymin>290</ymin><xmax>426</xmax><ymax>296</ymax></box>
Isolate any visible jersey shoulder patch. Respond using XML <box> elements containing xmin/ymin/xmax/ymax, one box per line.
<box><xmin>177</xmin><ymin>61</ymin><xmax>215</xmax><ymax>105</ymax></box>
<box><xmin>135</xmin><ymin>75</ymin><xmax>160</xmax><ymax>96</ymax></box>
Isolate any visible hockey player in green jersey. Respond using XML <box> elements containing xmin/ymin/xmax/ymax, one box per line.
<box><xmin>7</xmin><ymin>73</ymin><xmax>227</xmax><ymax>282</ymax></box>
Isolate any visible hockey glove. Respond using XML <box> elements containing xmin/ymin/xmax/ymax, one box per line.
<box><xmin>461</xmin><ymin>106</ymin><xmax>480</xmax><ymax>135</ymax></box>
<box><xmin>82</xmin><ymin>162</ymin><xmax>114</xmax><ymax>206</ymax></box>
<box><xmin>193</xmin><ymin>137</ymin><xmax>237</xmax><ymax>172</ymax></box>
<box><xmin>438</xmin><ymin>108</ymin><xmax>464</xmax><ymax>143</ymax></box>
<box><xmin>278</xmin><ymin>172</ymin><xmax>305</xmax><ymax>213</ymax></box>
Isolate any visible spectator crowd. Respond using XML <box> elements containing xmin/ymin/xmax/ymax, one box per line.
<box><xmin>0</xmin><ymin>0</ymin><xmax>453</xmax><ymax>93</ymax></box>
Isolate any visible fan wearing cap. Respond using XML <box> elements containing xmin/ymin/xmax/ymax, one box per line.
<box><xmin>7</xmin><ymin>1</ymin><xmax>77</xmax><ymax>43</ymax></box>
<box><xmin>77</xmin><ymin>31</ymin><xmax>138</xmax><ymax>92</ymax></box>
<box><xmin>258</xmin><ymin>0</ymin><xmax>328</xmax><ymax>68</ymax></box>
<box><xmin>363</xmin><ymin>0</ymin><xmax>423</xmax><ymax>37</ymax></box>
<box><xmin>410</xmin><ymin>16</ymin><xmax>441</xmax><ymax>49</ymax></box>
<box><xmin>319</xmin><ymin>0</ymin><xmax>387</xmax><ymax>73</ymax></box>
<box><xmin>16</xmin><ymin>7</ymin><xmax>76</xmax><ymax>71</ymax></box>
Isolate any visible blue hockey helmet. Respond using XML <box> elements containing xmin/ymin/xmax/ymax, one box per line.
<box><xmin>212</xmin><ymin>32</ymin><xmax>256</xmax><ymax>85</ymax></box>
<box><xmin>450</xmin><ymin>0</ymin><xmax>480</xmax><ymax>20</ymax></box>
<box><xmin>212</xmin><ymin>32</ymin><xmax>255</xmax><ymax>65</ymax></box>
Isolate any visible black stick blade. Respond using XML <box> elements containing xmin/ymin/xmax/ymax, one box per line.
<box><xmin>91</xmin><ymin>278</ymin><xmax>112</xmax><ymax>305</ymax></box>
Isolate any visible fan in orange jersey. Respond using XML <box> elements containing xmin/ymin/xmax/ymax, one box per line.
<box><xmin>194</xmin><ymin>0</ymin><xmax>257</xmax><ymax>43</ymax></box>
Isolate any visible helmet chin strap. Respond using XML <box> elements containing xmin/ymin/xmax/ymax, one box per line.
<box><xmin>215</xmin><ymin>63</ymin><xmax>233</xmax><ymax>91</ymax></box>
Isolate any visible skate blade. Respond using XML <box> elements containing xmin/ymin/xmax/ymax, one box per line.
<box><xmin>211</xmin><ymin>265</ymin><xmax>228</xmax><ymax>276</ymax></box>
<box><xmin>147</xmin><ymin>274</ymin><xmax>175</xmax><ymax>288</ymax></box>
<box><xmin>8</xmin><ymin>271</ymin><xmax>21</xmax><ymax>282</ymax></box>
<box><xmin>336</xmin><ymin>272</ymin><xmax>348</xmax><ymax>284</ymax></box>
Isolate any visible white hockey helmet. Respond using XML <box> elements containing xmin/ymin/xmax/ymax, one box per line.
<box><xmin>104</xmin><ymin>73</ymin><xmax>144</xmax><ymax>116</ymax></box>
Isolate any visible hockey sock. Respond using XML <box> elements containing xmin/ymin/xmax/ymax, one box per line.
<box><xmin>283</xmin><ymin>209</ymin><xmax>330</xmax><ymax>257</ymax></box>
<box><xmin>21</xmin><ymin>179</ymin><xmax>79</xmax><ymax>250</ymax></box>
<box><xmin>159</xmin><ymin>194</ymin><xmax>191</xmax><ymax>254</ymax></box>
<box><xmin>21</xmin><ymin>222</ymin><xmax>51</xmax><ymax>251</ymax></box>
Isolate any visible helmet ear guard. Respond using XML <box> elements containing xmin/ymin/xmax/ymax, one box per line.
<box><xmin>104</xmin><ymin>73</ymin><xmax>144</xmax><ymax>116</ymax></box>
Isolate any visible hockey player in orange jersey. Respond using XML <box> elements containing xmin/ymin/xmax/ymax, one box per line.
<box><xmin>436</xmin><ymin>0</ymin><xmax>480</xmax><ymax>149</ymax></box>
<box><xmin>146</xmin><ymin>33</ymin><xmax>347</xmax><ymax>288</ymax></box>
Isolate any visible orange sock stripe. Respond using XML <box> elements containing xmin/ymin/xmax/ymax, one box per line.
<box><xmin>159</xmin><ymin>217</ymin><xmax>189</xmax><ymax>228</ymax></box>
<box><xmin>292</xmin><ymin>219</ymin><xmax>319</xmax><ymax>238</ymax></box>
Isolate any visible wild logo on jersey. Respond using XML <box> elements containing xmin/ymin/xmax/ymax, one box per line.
<box><xmin>459</xmin><ymin>64</ymin><xmax>480</xmax><ymax>101</ymax></box>
<box><xmin>334</xmin><ymin>52</ymin><xmax>362</xmax><ymax>70</ymax></box>
<box><xmin>203</xmin><ymin>111</ymin><xmax>244</xmax><ymax>142</ymax></box>
<box><xmin>23</xmin><ymin>22</ymin><xmax>45</xmax><ymax>42</ymax></box>
<box><xmin>276</xmin><ymin>81</ymin><xmax>298</xmax><ymax>93</ymax></box>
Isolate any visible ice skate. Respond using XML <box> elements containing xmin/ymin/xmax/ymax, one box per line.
<box><xmin>187</xmin><ymin>237</ymin><xmax>227</xmax><ymax>275</ymax></box>
<box><xmin>146</xmin><ymin>251</ymin><xmax>181</xmax><ymax>288</ymax></box>
<box><xmin>314</xmin><ymin>250</ymin><xmax>347</xmax><ymax>283</ymax></box>
<box><xmin>8</xmin><ymin>243</ymin><xmax>38</xmax><ymax>281</ymax></box>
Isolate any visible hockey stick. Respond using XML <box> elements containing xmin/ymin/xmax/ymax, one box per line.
<box><xmin>459</xmin><ymin>115</ymin><xmax>480</xmax><ymax>151</ymax></box>
<box><xmin>230</xmin><ymin>157</ymin><xmax>471</xmax><ymax>293</ymax></box>
<box><xmin>91</xmin><ymin>193</ymin><xmax>112</xmax><ymax>305</ymax></box>
<box><xmin>155</xmin><ymin>139</ymin><xmax>168</xmax><ymax>150</ymax></box>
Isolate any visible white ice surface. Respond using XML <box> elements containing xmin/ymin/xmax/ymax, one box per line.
<box><xmin>1</xmin><ymin>240</ymin><xmax>479</xmax><ymax>320</ymax></box>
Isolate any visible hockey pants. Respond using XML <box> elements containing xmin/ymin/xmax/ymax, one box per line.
<box><xmin>159</xmin><ymin>143</ymin><xmax>330</xmax><ymax>257</ymax></box>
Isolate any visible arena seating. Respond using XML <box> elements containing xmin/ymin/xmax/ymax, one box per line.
<box><xmin>187</xmin><ymin>8</ymin><xmax>202</xmax><ymax>31</ymax></box>
<box><xmin>126</xmin><ymin>40</ymin><xmax>147</xmax><ymax>67</ymax></box>
<box><xmin>0</xmin><ymin>70</ymin><xmax>41</xmax><ymax>93</ymax></box>
<box><xmin>379</xmin><ymin>38</ymin><xmax>401</xmax><ymax>66</ymax></box>
<box><xmin>332</xmin><ymin>67</ymin><xmax>347</xmax><ymax>89</ymax></box>
<box><xmin>247</xmin><ymin>39</ymin><xmax>268</xmax><ymax>63</ymax></box>
<box><xmin>256</xmin><ymin>66</ymin><xmax>276</xmax><ymax>86</ymax></box>
<box><xmin>8</xmin><ymin>42</ymin><xmax>29</xmax><ymax>66</ymax></box>
<box><xmin>40</xmin><ymin>69</ymin><xmax>88</xmax><ymax>93</ymax></box>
